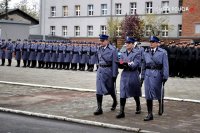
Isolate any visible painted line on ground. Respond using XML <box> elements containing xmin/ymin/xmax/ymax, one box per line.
<box><xmin>0</xmin><ymin>80</ymin><xmax>200</xmax><ymax>104</ymax></box>
<box><xmin>0</xmin><ymin>107</ymin><xmax>157</xmax><ymax>133</ymax></box>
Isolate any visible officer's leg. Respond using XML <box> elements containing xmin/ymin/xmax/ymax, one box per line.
<box><xmin>134</xmin><ymin>96</ymin><xmax>141</xmax><ymax>114</ymax></box>
<box><xmin>94</xmin><ymin>94</ymin><xmax>103</xmax><ymax>115</ymax></box>
<box><xmin>74</xmin><ymin>63</ymin><xmax>77</xmax><ymax>70</ymax></box>
<box><xmin>27</xmin><ymin>60</ymin><xmax>30</xmax><ymax>67</ymax></box>
<box><xmin>144</xmin><ymin>100</ymin><xmax>153</xmax><ymax>121</ymax></box>
<box><xmin>82</xmin><ymin>64</ymin><xmax>85</xmax><ymax>71</ymax></box>
<box><xmin>23</xmin><ymin>60</ymin><xmax>26</xmax><ymax>67</ymax></box>
<box><xmin>66</xmin><ymin>63</ymin><xmax>70</xmax><ymax>70</ymax></box>
<box><xmin>1</xmin><ymin>58</ymin><xmax>5</xmax><ymax>66</ymax></box>
<box><xmin>158</xmin><ymin>99</ymin><xmax>164</xmax><ymax>115</ymax></box>
<box><xmin>110</xmin><ymin>93</ymin><xmax>117</xmax><ymax>111</ymax></box>
<box><xmin>7</xmin><ymin>59</ymin><xmax>11</xmax><ymax>66</ymax></box>
<box><xmin>116</xmin><ymin>98</ymin><xmax>126</xmax><ymax>118</ymax></box>
<box><xmin>16</xmin><ymin>60</ymin><xmax>20</xmax><ymax>67</ymax></box>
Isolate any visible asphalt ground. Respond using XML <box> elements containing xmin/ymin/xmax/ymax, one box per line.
<box><xmin>0</xmin><ymin>62</ymin><xmax>200</xmax><ymax>133</ymax></box>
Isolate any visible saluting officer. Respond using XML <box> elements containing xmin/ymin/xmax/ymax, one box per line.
<box><xmin>141</xmin><ymin>36</ymin><xmax>169</xmax><ymax>121</ymax></box>
<box><xmin>116</xmin><ymin>37</ymin><xmax>141</xmax><ymax>119</ymax></box>
<box><xmin>94</xmin><ymin>34</ymin><xmax>118</xmax><ymax>115</ymax></box>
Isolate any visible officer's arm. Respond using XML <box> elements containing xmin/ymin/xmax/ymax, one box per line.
<box><xmin>141</xmin><ymin>52</ymin><xmax>146</xmax><ymax>80</ymax></box>
<box><xmin>112</xmin><ymin>49</ymin><xmax>118</xmax><ymax>78</ymax></box>
<box><xmin>128</xmin><ymin>52</ymin><xmax>141</xmax><ymax>69</ymax></box>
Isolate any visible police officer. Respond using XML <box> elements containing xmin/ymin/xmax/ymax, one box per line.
<box><xmin>43</xmin><ymin>41</ymin><xmax>52</xmax><ymax>69</ymax></box>
<box><xmin>168</xmin><ymin>42</ymin><xmax>178</xmax><ymax>77</ymax></box>
<box><xmin>36</xmin><ymin>40</ymin><xmax>45</xmax><ymax>68</ymax></box>
<box><xmin>88</xmin><ymin>43</ymin><xmax>98</xmax><ymax>72</ymax></box>
<box><xmin>14</xmin><ymin>39</ymin><xmax>23</xmax><ymax>67</ymax></box>
<box><xmin>5</xmin><ymin>39</ymin><xmax>14</xmax><ymax>66</ymax></box>
<box><xmin>29</xmin><ymin>40</ymin><xmax>38</xmax><ymax>68</ymax></box>
<box><xmin>64</xmin><ymin>42</ymin><xmax>73</xmax><ymax>70</ymax></box>
<box><xmin>141</xmin><ymin>36</ymin><xmax>169</xmax><ymax>121</ymax></box>
<box><xmin>51</xmin><ymin>41</ymin><xmax>59</xmax><ymax>69</ymax></box>
<box><xmin>94</xmin><ymin>34</ymin><xmax>118</xmax><ymax>115</ymax></box>
<box><xmin>116</xmin><ymin>37</ymin><xmax>141</xmax><ymax>119</ymax></box>
<box><xmin>22</xmin><ymin>39</ymin><xmax>31</xmax><ymax>67</ymax></box>
<box><xmin>0</xmin><ymin>39</ymin><xmax>6</xmax><ymax>66</ymax></box>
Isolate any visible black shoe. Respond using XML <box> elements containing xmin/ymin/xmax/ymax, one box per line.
<box><xmin>111</xmin><ymin>102</ymin><xmax>117</xmax><ymax>111</ymax></box>
<box><xmin>135</xmin><ymin>106</ymin><xmax>141</xmax><ymax>114</ymax></box>
<box><xmin>0</xmin><ymin>64</ymin><xmax>4</xmax><ymax>66</ymax></box>
<box><xmin>7</xmin><ymin>64</ymin><xmax>11</xmax><ymax>66</ymax></box>
<box><xmin>144</xmin><ymin>114</ymin><xmax>153</xmax><ymax>121</ymax></box>
<box><xmin>94</xmin><ymin>109</ymin><xmax>103</xmax><ymax>115</ymax></box>
<box><xmin>116</xmin><ymin>112</ymin><xmax>125</xmax><ymax>119</ymax></box>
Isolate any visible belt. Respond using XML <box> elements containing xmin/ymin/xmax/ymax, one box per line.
<box><xmin>58</xmin><ymin>51</ymin><xmax>63</xmax><ymax>53</ymax></box>
<box><xmin>15</xmin><ymin>50</ymin><xmax>20</xmax><ymax>51</ymax></box>
<box><xmin>30</xmin><ymin>49</ymin><xmax>35</xmax><ymax>51</ymax></box>
<box><xmin>146</xmin><ymin>65</ymin><xmax>163</xmax><ymax>70</ymax></box>
<box><xmin>73</xmin><ymin>52</ymin><xmax>79</xmax><ymax>54</ymax></box>
<box><xmin>66</xmin><ymin>51</ymin><xmax>70</xmax><ymax>53</ymax></box>
<box><xmin>99</xmin><ymin>64</ymin><xmax>112</xmax><ymax>68</ymax></box>
<box><xmin>37</xmin><ymin>50</ymin><xmax>42</xmax><ymax>52</ymax></box>
<box><xmin>82</xmin><ymin>51</ymin><xmax>87</xmax><ymax>54</ymax></box>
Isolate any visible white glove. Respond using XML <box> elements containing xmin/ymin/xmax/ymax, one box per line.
<box><xmin>128</xmin><ymin>61</ymin><xmax>134</xmax><ymax>66</ymax></box>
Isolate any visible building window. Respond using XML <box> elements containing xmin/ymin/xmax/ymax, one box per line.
<box><xmin>101</xmin><ymin>4</ymin><xmax>107</xmax><ymax>15</ymax></box>
<box><xmin>75</xmin><ymin>26</ymin><xmax>80</xmax><ymax>37</ymax></box>
<box><xmin>88</xmin><ymin>5</ymin><xmax>94</xmax><ymax>16</ymax></box>
<box><xmin>63</xmin><ymin>6</ymin><xmax>68</xmax><ymax>16</ymax></box>
<box><xmin>162</xmin><ymin>1</ymin><xmax>169</xmax><ymax>14</ymax></box>
<box><xmin>115</xmin><ymin>3</ymin><xmax>122</xmax><ymax>15</ymax></box>
<box><xmin>75</xmin><ymin>5</ymin><xmax>80</xmax><ymax>16</ymax></box>
<box><xmin>130</xmin><ymin>2</ymin><xmax>137</xmax><ymax>15</ymax></box>
<box><xmin>178</xmin><ymin>0</ymin><xmax>183</xmax><ymax>13</ymax></box>
<box><xmin>62</xmin><ymin>26</ymin><xmax>67</xmax><ymax>37</ymax></box>
<box><xmin>161</xmin><ymin>25</ymin><xmax>168</xmax><ymax>37</ymax></box>
<box><xmin>195</xmin><ymin>24</ymin><xmax>200</xmax><ymax>34</ymax></box>
<box><xmin>146</xmin><ymin>2</ymin><xmax>153</xmax><ymax>14</ymax></box>
<box><xmin>116</xmin><ymin>26</ymin><xmax>122</xmax><ymax>37</ymax></box>
<box><xmin>50</xmin><ymin>6</ymin><xmax>56</xmax><ymax>17</ymax></box>
<box><xmin>50</xmin><ymin>26</ymin><xmax>55</xmax><ymax>36</ymax></box>
<box><xmin>87</xmin><ymin>26</ymin><xmax>93</xmax><ymax>37</ymax></box>
<box><xmin>101</xmin><ymin>25</ymin><xmax>107</xmax><ymax>35</ymax></box>
<box><xmin>145</xmin><ymin>25</ymin><xmax>152</xmax><ymax>36</ymax></box>
<box><xmin>178</xmin><ymin>24</ymin><xmax>182</xmax><ymax>36</ymax></box>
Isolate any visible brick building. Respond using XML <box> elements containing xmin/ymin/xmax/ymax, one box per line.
<box><xmin>182</xmin><ymin>0</ymin><xmax>200</xmax><ymax>42</ymax></box>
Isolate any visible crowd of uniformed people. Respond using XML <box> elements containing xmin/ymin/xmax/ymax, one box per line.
<box><xmin>1</xmin><ymin>36</ymin><xmax>200</xmax><ymax>121</ymax></box>
<box><xmin>0</xmin><ymin>39</ymin><xmax>99</xmax><ymax>72</ymax></box>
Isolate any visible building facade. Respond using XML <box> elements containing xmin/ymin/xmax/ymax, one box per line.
<box><xmin>40</xmin><ymin>0</ymin><xmax>198</xmax><ymax>42</ymax></box>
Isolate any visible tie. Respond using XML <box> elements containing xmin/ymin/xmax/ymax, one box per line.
<box><xmin>151</xmin><ymin>49</ymin><xmax>154</xmax><ymax>56</ymax></box>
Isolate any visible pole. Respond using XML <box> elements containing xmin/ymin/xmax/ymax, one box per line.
<box><xmin>42</xmin><ymin>0</ymin><xmax>46</xmax><ymax>40</ymax></box>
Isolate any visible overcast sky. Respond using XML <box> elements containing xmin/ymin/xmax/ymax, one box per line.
<box><xmin>0</xmin><ymin>0</ymin><xmax>39</xmax><ymax>10</ymax></box>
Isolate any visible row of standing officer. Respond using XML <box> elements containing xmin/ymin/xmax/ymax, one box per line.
<box><xmin>94</xmin><ymin>34</ymin><xmax>169</xmax><ymax>122</ymax></box>
<box><xmin>160</xmin><ymin>41</ymin><xmax>200</xmax><ymax>78</ymax></box>
<box><xmin>0</xmin><ymin>39</ymin><xmax>99</xmax><ymax>72</ymax></box>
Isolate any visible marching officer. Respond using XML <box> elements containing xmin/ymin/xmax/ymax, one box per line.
<box><xmin>14</xmin><ymin>39</ymin><xmax>23</xmax><ymax>67</ymax></box>
<box><xmin>141</xmin><ymin>36</ymin><xmax>169</xmax><ymax>121</ymax></box>
<box><xmin>5</xmin><ymin>39</ymin><xmax>14</xmax><ymax>66</ymax></box>
<box><xmin>94</xmin><ymin>34</ymin><xmax>118</xmax><ymax>115</ymax></box>
<box><xmin>116</xmin><ymin>37</ymin><xmax>141</xmax><ymax>119</ymax></box>
<box><xmin>0</xmin><ymin>39</ymin><xmax>6</xmax><ymax>66</ymax></box>
<box><xmin>22</xmin><ymin>39</ymin><xmax>31</xmax><ymax>67</ymax></box>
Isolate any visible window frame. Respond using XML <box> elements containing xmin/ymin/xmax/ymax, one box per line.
<box><xmin>87</xmin><ymin>26</ymin><xmax>94</xmax><ymax>37</ymax></box>
<box><xmin>63</xmin><ymin>6</ymin><xmax>68</xmax><ymax>17</ymax></box>
<box><xmin>75</xmin><ymin>5</ymin><xmax>81</xmax><ymax>16</ymax></box>
<box><xmin>130</xmin><ymin>2</ymin><xmax>137</xmax><ymax>15</ymax></box>
<box><xmin>146</xmin><ymin>2</ymin><xmax>153</xmax><ymax>14</ymax></box>
<box><xmin>88</xmin><ymin>4</ymin><xmax>94</xmax><ymax>16</ymax></box>
<box><xmin>62</xmin><ymin>26</ymin><xmax>68</xmax><ymax>37</ymax></box>
<box><xmin>74</xmin><ymin>26</ymin><xmax>80</xmax><ymax>37</ymax></box>
<box><xmin>100</xmin><ymin>25</ymin><xmax>107</xmax><ymax>35</ymax></box>
<box><xmin>115</xmin><ymin>3</ymin><xmax>122</xmax><ymax>15</ymax></box>
<box><xmin>50</xmin><ymin>6</ymin><xmax>56</xmax><ymax>17</ymax></box>
<box><xmin>50</xmin><ymin>26</ymin><xmax>56</xmax><ymax>36</ymax></box>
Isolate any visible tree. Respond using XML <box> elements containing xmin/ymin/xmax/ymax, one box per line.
<box><xmin>121</xmin><ymin>14</ymin><xmax>144</xmax><ymax>41</ymax></box>
<box><xmin>0</xmin><ymin>0</ymin><xmax>11</xmax><ymax>20</ymax></box>
<box><xmin>106</xmin><ymin>17</ymin><xmax>121</xmax><ymax>44</ymax></box>
<box><xmin>14</xmin><ymin>0</ymin><xmax>39</xmax><ymax>19</ymax></box>
<box><xmin>143</xmin><ymin>14</ymin><xmax>174</xmax><ymax>37</ymax></box>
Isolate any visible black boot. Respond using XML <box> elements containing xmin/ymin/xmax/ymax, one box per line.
<box><xmin>7</xmin><ymin>59</ymin><xmax>11</xmax><ymax>66</ymax></box>
<box><xmin>1</xmin><ymin>59</ymin><xmax>5</xmax><ymax>66</ymax></box>
<box><xmin>134</xmin><ymin>97</ymin><xmax>141</xmax><ymax>114</ymax></box>
<box><xmin>16</xmin><ymin>60</ymin><xmax>20</xmax><ymax>67</ymax></box>
<box><xmin>111</xmin><ymin>93</ymin><xmax>118</xmax><ymax>111</ymax></box>
<box><xmin>158</xmin><ymin>99</ymin><xmax>164</xmax><ymax>115</ymax></box>
<box><xmin>94</xmin><ymin>94</ymin><xmax>103</xmax><ymax>115</ymax></box>
<box><xmin>144</xmin><ymin>100</ymin><xmax>153</xmax><ymax>121</ymax></box>
<box><xmin>116</xmin><ymin>98</ymin><xmax>126</xmax><ymax>118</ymax></box>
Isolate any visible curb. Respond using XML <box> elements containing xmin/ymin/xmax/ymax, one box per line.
<box><xmin>0</xmin><ymin>107</ymin><xmax>157</xmax><ymax>133</ymax></box>
<box><xmin>0</xmin><ymin>80</ymin><xmax>200</xmax><ymax>104</ymax></box>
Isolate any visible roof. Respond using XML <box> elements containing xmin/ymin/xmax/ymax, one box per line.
<box><xmin>0</xmin><ymin>8</ymin><xmax>39</xmax><ymax>25</ymax></box>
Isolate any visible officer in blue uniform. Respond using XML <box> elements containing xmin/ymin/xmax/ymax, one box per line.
<box><xmin>51</xmin><ymin>41</ymin><xmax>59</xmax><ymax>69</ymax></box>
<box><xmin>88</xmin><ymin>43</ymin><xmax>98</xmax><ymax>72</ymax></box>
<box><xmin>141</xmin><ymin>36</ymin><xmax>169</xmax><ymax>121</ymax></box>
<box><xmin>116</xmin><ymin>37</ymin><xmax>141</xmax><ymax>118</ymax></box>
<box><xmin>71</xmin><ymin>43</ymin><xmax>81</xmax><ymax>71</ymax></box>
<box><xmin>64</xmin><ymin>42</ymin><xmax>73</xmax><ymax>70</ymax></box>
<box><xmin>94</xmin><ymin>34</ymin><xmax>118</xmax><ymax>115</ymax></box>
<box><xmin>5</xmin><ymin>39</ymin><xmax>14</xmax><ymax>66</ymax></box>
<box><xmin>14</xmin><ymin>39</ymin><xmax>23</xmax><ymax>67</ymax></box>
<box><xmin>22</xmin><ymin>39</ymin><xmax>31</xmax><ymax>67</ymax></box>
<box><xmin>37</xmin><ymin>40</ymin><xmax>45</xmax><ymax>68</ymax></box>
<box><xmin>79</xmin><ymin>42</ymin><xmax>89</xmax><ymax>71</ymax></box>
<box><xmin>0</xmin><ymin>39</ymin><xmax>6</xmax><ymax>66</ymax></box>
<box><xmin>44</xmin><ymin>41</ymin><xmax>52</xmax><ymax>69</ymax></box>
<box><xmin>57</xmin><ymin>41</ymin><xmax>66</xmax><ymax>69</ymax></box>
